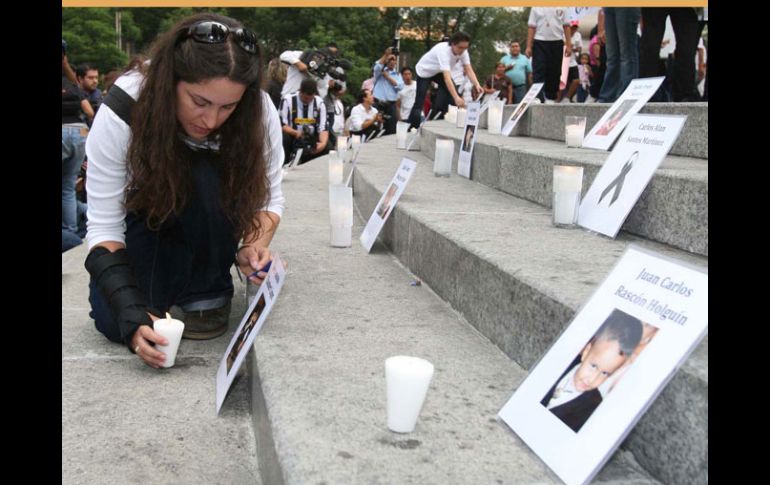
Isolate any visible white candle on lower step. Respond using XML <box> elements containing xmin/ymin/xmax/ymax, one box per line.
<box><xmin>154</xmin><ymin>313</ymin><xmax>185</xmax><ymax>368</ymax></box>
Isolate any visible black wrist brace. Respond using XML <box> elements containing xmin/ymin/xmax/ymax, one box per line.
<box><xmin>85</xmin><ymin>247</ymin><xmax>155</xmax><ymax>350</ymax></box>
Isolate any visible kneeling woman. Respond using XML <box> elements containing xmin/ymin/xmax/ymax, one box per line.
<box><xmin>85</xmin><ymin>13</ymin><xmax>284</xmax><ymax>368</ymax></box>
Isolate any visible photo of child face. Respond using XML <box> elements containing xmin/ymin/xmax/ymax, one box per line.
<box><xmin>574</xmin><ymin>339</ymin><xmax>627</xmax><ymax>392</ymax></box>
<box><xmin>541</xmin><ymin>308</ymin><xmax>643</xmax><ymax>433</ymax></box>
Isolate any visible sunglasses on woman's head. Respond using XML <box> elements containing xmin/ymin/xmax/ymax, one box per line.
<box><xmin>180</xmin><ymin>21</ymin><xmax>259</xmax><ymax>55</ymax></box>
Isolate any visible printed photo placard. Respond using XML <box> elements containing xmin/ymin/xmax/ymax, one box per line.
<box><xmin>216</xmin><ymin>255</ymin><xmax>287</xmax><ymax>413</ymax></box>
<box><xmin>498</xmin><ymin>245</ymin><xmax>707</xmax><ymax>485</ymax></box>
<box><xmin>578</xmin><ymin>114</ymin><xmax>686</xmax><ymax>238</ymax></box>
<box><xmin>458</xmin><ymin>101</ymin><xmax>481</xmax><ymax>179</ymax></box>
<box><xmin>502</xmin><ymin>82</ymin><xmax>543</xmax><ymax>136</ymax></box>
<box><xmin>360</xmin><ymin>158</ymin><xmax>417</xmax><ymax>253</ymax></box>
<box><xmin>582</xmin><ymin>77</ymin><xmax>665</xmax><ymax>150</ymax></box>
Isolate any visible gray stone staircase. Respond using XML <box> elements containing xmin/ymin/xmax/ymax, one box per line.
<box><xmin>344</xmin><ymin>103</ymin><xmax>707</xmax><ymax>484</ymax></box>
<box><xmin>62</xmin><ymin>101</ymin><xmax>707</xmax><ymax>485</ymax></box>
<box><xmin>426</xmin><ymin>105</ymin><xmax>708</xmax><ymax>256</ymax></box>
<box><xmin>246</xmin><ymin>159</ymin><xmax>661</xmax><ymax>485</ymax></box>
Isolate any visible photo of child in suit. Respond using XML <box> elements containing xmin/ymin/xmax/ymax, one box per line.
<box><xmin>541</xmin><ymin>308</ymin><xmax>643</xmax><ymax>432</ymax></box>
<box><xmin>227</xmin><ymin>294</ymin><xmax>267</xmax><ymax>375</ymax></box>
<box><xmin>462</xmin><ymin>125</ymin><xmax>476</xmax><ymax>153</ymax></box>
<box><xmin>376</xmin><ymin>183</ymin><xmax>398</xmax><ymax>220</ymax></box>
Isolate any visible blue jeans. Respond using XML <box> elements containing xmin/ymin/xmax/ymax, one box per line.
<box><xmin>62</xmin><ymin>229</ymin><xmax>82</xmax><ymax>253</ymax></box>
<box><xmin>513</xmin><ymin>85</ymin><xmax>528</xmax><ymax>104</ymax></box>
<box><xmin>62</xmin><ymin>125</ymin><xmax>87</xmax><ymax>232</ymax></box>
<box><xmin>598</xmin><ymin>8</ymin><xmax>640</xmax><ymax>102</ymax></box>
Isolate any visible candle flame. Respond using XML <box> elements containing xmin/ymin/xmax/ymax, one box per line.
<box><xmin>166</xmin><ymin>312</ymin><xmax>172</xmax><ymax>320</ymax></box>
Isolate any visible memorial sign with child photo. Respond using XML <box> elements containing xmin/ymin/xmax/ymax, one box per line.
<box><xmin>498</xmin><ymin>245</ymin><xmax>707</xmax><ymax>485</ymax></box>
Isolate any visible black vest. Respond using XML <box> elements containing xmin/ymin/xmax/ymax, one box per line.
<box><xmin>103</xmin><ymin>86</ymin><xmax>237</xmax><ymax>311</ymax></box>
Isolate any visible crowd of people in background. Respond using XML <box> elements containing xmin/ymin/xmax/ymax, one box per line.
<box><xmin>63</xmin><ymin>7</ymin><xmax>707</xmax><ymax>252</ymax></box>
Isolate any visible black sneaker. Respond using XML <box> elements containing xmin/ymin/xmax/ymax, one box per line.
<box><xmin>169</xmin><ymin>301</ymin><xmax>231</xmax><ymax>340</ymax></box>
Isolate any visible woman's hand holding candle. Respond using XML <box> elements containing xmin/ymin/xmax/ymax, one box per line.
<box><xmin>130</xmin><ymin>314</ymin><xmax>168</xmax><ymax>369</ymax></box>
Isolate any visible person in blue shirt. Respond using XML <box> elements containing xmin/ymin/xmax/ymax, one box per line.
<box><xmin>372</xmin><ymin>48</ymin><xmax>403</xmax><ymax>135</ymax></box>
<box><xmin>499</xmin><ymin>41</ymin><xmax>533</xmax><ymax>103</ymax></box>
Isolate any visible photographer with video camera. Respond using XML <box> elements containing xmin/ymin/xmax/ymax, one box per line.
<box><xmin>408</xmin><ymin>31</ymin><xmax>483</xmax><ymax>130</ymax></box>
<box><xmin>280</xmin><ymin>77</ymin><xmax>329</xmax><ymax>165</ymax></box>
<box><xmin>349</xmin><ymin>89</ymin><xmax>383</xmax><ymax>140</ymax></box>
<box><xmin>372</xmin><ymin>47</ymin><xmax>403</xmax><ymax>135</ymax></box>
<box><xmin>279</xmin><ymin>42</ymin><xmax>351</xmax><ymax>99</ymax></box>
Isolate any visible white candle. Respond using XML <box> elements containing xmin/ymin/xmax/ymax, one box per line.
<box><xmin>553</xmin><ymin>165</ymin><xmax>584</xmax><ymax>192</ymax></box>
<box><xmin>445</xmin><ymin>105</ymin><xmax>457</xmax><ymax>124</ymax></box>
<box><xmin>553</xmin><ymin>165</ymin><xmax>584</xmax><ymax>226</ymax></box>
<box><xmin>336</xmin><ymin>137</ymin><xmax>348</xmax><ymax>162</ymax></box>
<box><xmin>455</xmin><ymin>108</ymin><xmax>467</xmax><ymax>128</ymax></box>
<box><xmin>564</xmin><ymin>115</ymin><xmax>587</xmax><ymax>148</ymax></box>
<box><xmin>385</xmin><ymin>355</ymin><xmax>435</xmax><ymax>433</ymax></box>
<box><xmin>487</xmin><ymin>99</ymin><xmax>505</xmax><ymax>135</ymax></box>
<box><xmin>406</xmin><ymin>128</ymin><xmax>420</xmax><ymax>151</ymax></box>
<box><xmin>396</xmin><ymin>122</ymin><xmax>409</xmax><ymax>149</ymax></box>
<box><xmin>329</xmin><ymin>184</ymin><xmax>353</xmax><ymax>247</ymax></box>
<box><xmin>553</xmin><ymin>191</ymin><xmax>581</xmax><ymax>226</ymax></box>
<box><xmin>433</xmin><ymin>139</ymin><xmax>453</xmax><ymax>177</ymax></box>
<box><xmin>329</xmin><ymin>154</ymin><xmax>344</xmax><ymax>185</ymax></box>
<box><xmin>154</xmin><ymin>313</ymin><xmax>185</xmax><ymax>368</ymax></box>
<box><xmin>330</xmin><ymin>224</ymin><xmax>352</xmax><ymax>247</ymax></box>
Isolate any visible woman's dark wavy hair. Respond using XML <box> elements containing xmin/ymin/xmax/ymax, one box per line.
<box><xmin>126</xmin><ymin>13</ymin><xmax>268</xmax><ymax>242</ymax></box>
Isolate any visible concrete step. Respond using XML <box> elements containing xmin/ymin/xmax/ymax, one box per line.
<box><xmin>477</xmin><ymin>102</ymin><xmax>708</xmax><ymax>159</ymax></box>
<box><xmin>421</xmin><ymin>121</ymin><xmax>708</xmax><ymax>256</ymax></box>
<box><xmin>62</xmin><ymin>245</ymin><xmax>261</xmax><ymax>485</ymax></box>
<box><xmin>247</xmin><ymin>161</ymin><xmax>659</xmax><ymax>484</ymax></box>
<box><xmin>350</xmin><ymin>136</ymin><xmax>708</xmax><ymax>485</ymax></box>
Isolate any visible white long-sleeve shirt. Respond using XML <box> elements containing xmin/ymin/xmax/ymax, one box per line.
<box><xmin>85</xmin><ymin>70</ymin><xmax>285</xmax><ymax>250</ymax></box>
<box><xmin>349</xmin><ymin>104</ymin><xmax>378</xmax><ymax>132</ymax></box>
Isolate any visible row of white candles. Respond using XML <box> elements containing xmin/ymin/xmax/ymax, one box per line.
<box><xmin>446</xmin><ymin>102</ymin><xmax>586</xmax><ymax>148</ymax></box>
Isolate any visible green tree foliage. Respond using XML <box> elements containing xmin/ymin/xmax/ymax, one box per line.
<box><xmin>62</xmin><ymin>8</ymin><xmax>128</xmax><ymax>74</ymax></box>
<box><xmin>63</xmin><ymin>6</ymin><xmax>531</xmax><ymax>101</ymax></box>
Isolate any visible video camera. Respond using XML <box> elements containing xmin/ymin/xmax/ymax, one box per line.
<box><xmin>390</xmin><ymin>39</ymin><xmax>399</xmax><ymax>57</ymax></box>
<box><xmin>288</xmin><ymin>125</ymin><xmax>316</xmax><ymax>162</ymax></box>
<box><xmin>300</xmin><ymin>48</ymin><xmax>353</xmax><ymax>82</ymax></box>
<box><xmin>373</xmin><ymin>100</ymin><xmax>392</xmax><ymax>123</ymax></box>
<box><xmin>329</xmin><ymin>68</ymin><xmax>347</xmax><ymax>91</ymax></box>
